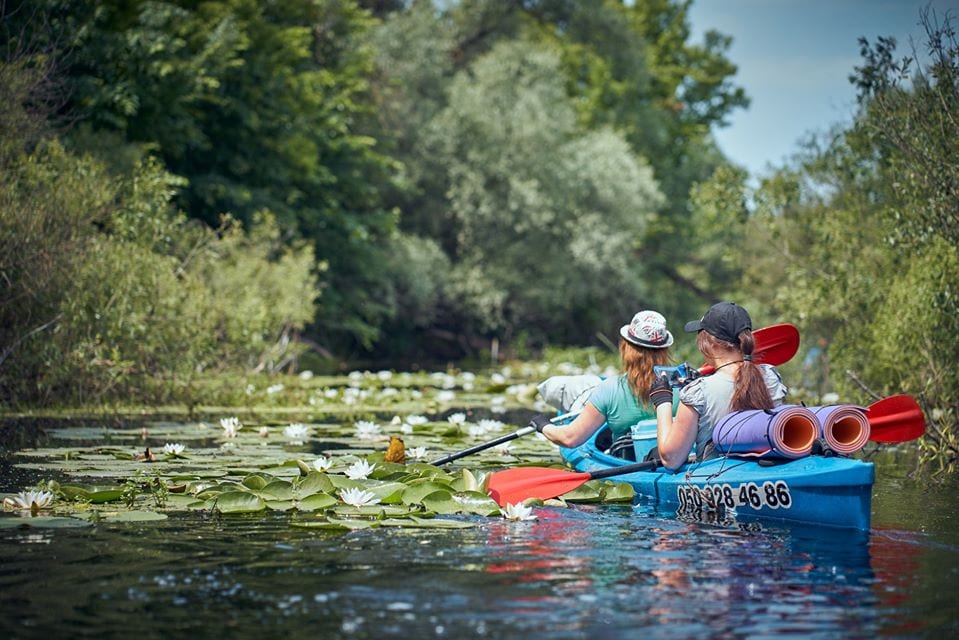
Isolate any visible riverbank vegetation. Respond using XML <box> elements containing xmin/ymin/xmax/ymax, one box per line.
<box><xmin>0</xmin><ymin>2</ymin><xmax>955</xmax><ymax>470</ymax></box>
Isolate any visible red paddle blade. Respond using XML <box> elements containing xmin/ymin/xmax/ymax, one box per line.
<box><xmin>867</xmin><ymin>394</ymin><xmax>926</xmax><ymax>443</ymax></box>
<box><xmin>699</xmin><ymin>323</ymin><xmax>800</xmax><ymax>375</ymax></box>
<box><xmin>487</xmin><ymin>467</ymin><xmax>592</xmax><ymax>507</ymax></box>
<box><xmin>752</xmin><ymin>323</ymin><xmax>800</xmax><ymax>367</ymax></box>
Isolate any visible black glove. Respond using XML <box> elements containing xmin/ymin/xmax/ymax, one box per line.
<box><xmin>528</xmin><ymin>414</ymin><xmax>551</xmax><ymax>433</ymax></box>
<box><xmin>648</xmin><ymin>373</ymin><xmax>673</xmax><ymax>408</ymax></box>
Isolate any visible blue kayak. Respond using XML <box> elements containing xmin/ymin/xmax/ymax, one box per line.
<box><xmin>559</xmin><ymin>419</ymin><xmax>874</xmax><ymax>530</ymax></box>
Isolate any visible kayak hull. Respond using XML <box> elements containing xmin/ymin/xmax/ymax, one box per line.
<box><xmin>559</xmin><ymin>420</ymin><xmax>874</xmax><ymax>530</ymax></box>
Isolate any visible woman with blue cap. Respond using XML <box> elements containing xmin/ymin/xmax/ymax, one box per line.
<box><xmin>531</xmin><ymin>310</ymin><xmax>674</xmax><ymax>455</ymax></box>
<box><xmin>649</xmin><ymin>302</ymin><xmax>788</xmax><ymax>470</ymax></box>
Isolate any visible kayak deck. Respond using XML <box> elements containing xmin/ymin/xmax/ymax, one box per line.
<box><xmin>559</xmin><ymin>420</ymin><xmax>874</xmax><ymax>530</ymax></box>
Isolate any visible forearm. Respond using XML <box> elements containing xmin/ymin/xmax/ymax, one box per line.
<box><xmin>655</xmin><ymin>403</ymin><xmax>693</xmax><ymax>470</ymax></box>
<box><xmin>541</xmin><ymin>403</ymin><xmax>606</xmax><ymax>448</ymax></box>
<box><xmin>542</xmin><ymin>423</ymin><xmax>588</xmax><ymax>448</ymax></box>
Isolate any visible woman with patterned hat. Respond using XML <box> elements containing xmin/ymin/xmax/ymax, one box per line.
<box><xmin>530</xmin><ymin>310</ymin><xmax>674</xmax><ymax>455</ymax></box>
<box><xmin>649</xmin><ymin>301</ymin><xmax>788</xmax><ymax>470</ymax></box>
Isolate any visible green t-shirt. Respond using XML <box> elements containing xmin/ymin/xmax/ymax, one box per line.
<box><xmin>588</xmin><ymin>374</ymin><xmax>656</xmax><ymax>440</ymax></box>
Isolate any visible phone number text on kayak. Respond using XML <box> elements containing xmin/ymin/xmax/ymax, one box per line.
<box><xmin>676</xmin><ymin>481</ymin><xmax>793</xmax><ymax>511</ymax></box>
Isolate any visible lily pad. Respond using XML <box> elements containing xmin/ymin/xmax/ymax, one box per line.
<box><xmin>289</xmin><ymin>520</ymin><xmax>351</xmax><ymax>531</ymax></box>
<box><xmin>401</xmin><ymin>481</ymin><xmax>452</xmax><ymax>505</ymax></box>
<box><xmin>380</xmin><ymin>516</ymin><xmax>475</xmax><ymax>529</ymax></box>
<box><xmin>451</xmin><ymin>491</ymin><xmax>501</xmax><ymax>516</ymax></box>
<box><xmin>242</xmin><ymin>474</ymin><xmax>270</xmax><ymax>490</ymax></box>
<box><xmin>421</xmin><ymin>490</ymin><xmax>458</xmax><ymax>514</ymax></box>
<box><xmin>164</xmin><ymin>495</ymin><xmax>206</xmax><ymax>508</ymax></box>
<box><xmin>364</xmin><ymin>481</ymin><xmax>408</xmax><ymax>504</ymax></box>
<box><xmin>411</xmin><ymin>515</ymin><xmax>475</xmax><ymax>529</ymax></box>
<box><xmin>297</xmin><ymin>492</ymin><xmax>337</xmax><ymax>511</ymax></box>
<box><xmin>600</xmin><ymin>480</ymin><xmax>636</xmax><ymax>502</ymax></box>
<box><xmin>100</xmin><ymin>511</ymin><xmax>169</xmax><ymax>522</ymax></box>
<box><xmin>259</xmin><ymin>480</ymin><xmax>294</xmax><ymax>501</ymax></box>
<box><xmin>560</xmin><ymin>480</ymin><xmax>605</xmax><ymax>503</ymax></box>
<box><xmin>0</xmin><ymin>516</ymin><xmax>94</xmax><ymax>529</ymax></box>
<box><xmin>214</xmin><ymin>491</ymin><xmax>266</xmax><ymax>514</ymax></box>
<box><xmin>297</xmin><ymin>472</ymin><xmax>334</xmax><ymax>497</ymax></box>
<box><xmin>86</xmin><ymin>489</ymin><xmax>125</xmax><ymax>504</ymax></box>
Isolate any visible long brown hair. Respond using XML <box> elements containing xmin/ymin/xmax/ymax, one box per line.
<box><xmin>620</xmin><ymin>339</ymin><xmax>671</xmax><ymax>402</ymax></box>
<box><xmin>696</xmin><ymin>330</ymin><xmax>773</xmax><ymax>411</ymax></box>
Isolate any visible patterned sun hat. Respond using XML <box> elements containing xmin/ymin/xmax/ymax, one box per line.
<box><xmin>620</xmin><ymin>310</ymin><xmax>674</xmax><ymax>349</ymax></box>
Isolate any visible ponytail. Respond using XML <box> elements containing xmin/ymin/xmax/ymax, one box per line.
<box><xmin>697</xmin><ymin>329</ymin><xmax>774</xmax><ymax>411</ymax></box>
<box><xmin>729</xmin><ymin>330</ymin><xmax>774</xmax><ymax>411</ymax></box>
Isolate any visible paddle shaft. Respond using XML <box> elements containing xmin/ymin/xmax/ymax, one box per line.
<box><xmin>428</xmin><ymin>410</ymin><xmax>579</xmax><ymax>466</ymax></box>
<box><xmin>587</xmin><ymin>458</ymin><xmax>661</xmax><ymax>479</ymax></box>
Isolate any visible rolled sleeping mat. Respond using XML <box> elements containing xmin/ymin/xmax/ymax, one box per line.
<box><xmin>713</xmin><ymin>405</ymin><xmax>819</xmax><ymax>459</ymax></box>
<box><xmin>808</xmin><ymin>405</ymin><xmax>871</xmax><ymax>455</ymax></box>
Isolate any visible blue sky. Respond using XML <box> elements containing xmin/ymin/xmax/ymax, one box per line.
<box><xmin>687</xmin><ymin>0</ymin><xmax>959</xmax><ymax>177</ymax></box>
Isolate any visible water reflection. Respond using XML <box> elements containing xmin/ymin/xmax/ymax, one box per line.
<box><xmin>0</xmin><ymin>501</ymin><xmax>953</xmax><ymax>639</ymax></box>
<box><xmin>3</xmin><ymin>427</ymin><xmax>959</xmax><ymax>639</ymax></box>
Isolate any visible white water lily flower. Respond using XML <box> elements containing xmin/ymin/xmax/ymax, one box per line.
<box><xmin>400</xmin><ymin>424</ymin><xmax>413</xmax><ymax>435</ymax></box>
<box><xmin>324</xmin><ymin>388</ymin><xmax>339</xmax><ymax>398</ymax></box>
<box><xmin>354</xmin><ymin>421</ymin><xmax>381</xmax><ymax>440</ymax></box>
<box><xmin>298</xmin><ymin>370</ymin><xmax>314</xmax><ymax>380</ymax></box>
<box><xmin>313</xmin><ymin>456</ymin><xmax>333</xmax><ymax>472</ymax></box>
<box><xmin>468</xmin><ymin>424</ymin><xmax>489</xmax><ymax>438</ymax></box>
<box><xmin>245</xmin><ymin>384</ymin><xmax>256</xmax><ymax>395</ymax></box>
<box><xmin>405</xmin><ymin>415</ymin><xmax>428</xmax><ymax>426</ymax></box>
<box><xmin>162</xmin><ymin>443</ymin><xmax>186</xmax><ymax>456</ymax></box>
<box><xmin>283</xmin><ymin>423</ymin><xmax>310</xmax><ymax>444</ymax></box>
<box><xmin>220</xmin><ymin>416</ymin><xmax>241</xmax><ymax>437</ymax></box>
<box><xmin>447</xmin><ymin>412</ymin><xmax>467</xmax><ymax>425</ymax></box>
<box><xmin>345</xmin><ymin>460</ymin><xmax>375</xmax><ymax>480</ymax></box>
<box><xmin>436</xmin><ymin>390</ymin><xmax>456</xmax><ymax>402</ymax></box>
<box><xmin>490</xmin><ymin>372</ymin><xmax>506</xmax><ymax>384</ymax></box>
<box><xmin>377</xmin><ymin>370</ymin><xmax>393</xmax><ymax>380</ymax></box>
<box><xmin>339</xmin><ymin>487</ymin><xmax>381</xmax><ymax>507</ymax></box>
<box><xmin>479</xmin><ymin>419</ymin><xmax>505</xmax><ymax>433</ymax></box>
<box><xmin>4</xmin><ymin>490</ymin><xmax>55</xmax><ymax>512</ymax></box>
<box><xmin>259</xmin><ymin>426</ymin><xmax>270</xmax><ymax>438</ymax></box>
<box><xmin>266</xmin><ymin>383</ymin><xmax>285</xmax><ymax>395</ymax></box>
<box><xmin>503</xmin><ymin>502</ymin><xmax>537</xmax><ymax>521</ymax></box>
<box><xmin>407</xmin><ymin>446</ymin><xmax>428</xmax><ymax>460</ymax></box>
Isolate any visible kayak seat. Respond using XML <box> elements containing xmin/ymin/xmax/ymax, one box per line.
<box><xmin>598</xmin><ymin>428</ymin><xmax>637</xmax><ymax>461</ymax></box>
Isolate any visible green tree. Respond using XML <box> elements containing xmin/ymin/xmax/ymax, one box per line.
<box><xmin>2</xmin><ymin>0</ymin><xmax>398</xmax><ymax>348</ymax></box>
<box><xmin>0</xmin><ymin>56</ymin><xmax>317</xmax><ymax>405</ymax></box>
<box><xmin>369</xmin><ymin>0</ymin><xmax>748</xmax><ymax>354</ymax></box>
<box><xmin>716</xmin><ymin>11</ymin><xmax>959</xmax><ymax>468</ymax></box>
<box><xmin>428</xmin><ymin>40</ymin><xmax>664</xmax><ymax>344</ymax></box>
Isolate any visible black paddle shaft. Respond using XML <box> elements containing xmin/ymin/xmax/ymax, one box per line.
<box><xmin>428</xmin><ymin>427</ymin><xmax>534</xmax><ymax>466</ymax></box>
<box><xmin>587</xmin><ymin>458</ymin><xmax>661</xmax><ymax>480</ymax></box>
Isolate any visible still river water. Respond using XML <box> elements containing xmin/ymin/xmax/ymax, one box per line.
<box><xmin>1</xmin><ymin>420</ymin><xmax>957</xmax><ymax>639</ymax></box>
